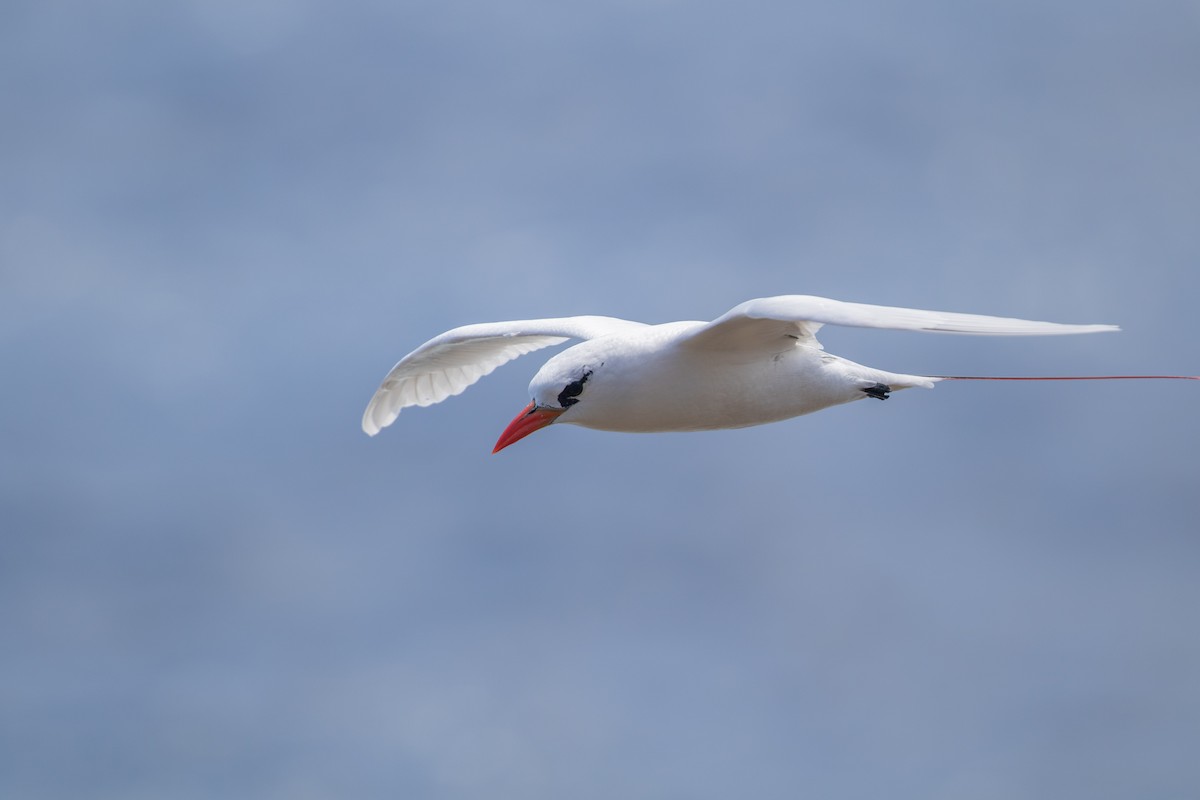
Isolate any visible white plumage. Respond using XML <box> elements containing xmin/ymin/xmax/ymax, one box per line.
<box><xmin>362</xmin><ymin>295</ymin><xmax>1122</xmax><ymax>450</ymax></box>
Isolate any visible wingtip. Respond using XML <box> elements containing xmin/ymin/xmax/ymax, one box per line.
<box><xmin>361</xmin><ymin>408</ymin><xmax>382</xmax><ymax>437</ymax></box>
<box><xmin>1051</xmin><ymin>323</ymin><xmax>1119</xmax><ymax>335</ymax></box>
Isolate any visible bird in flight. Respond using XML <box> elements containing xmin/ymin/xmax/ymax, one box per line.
<box><xmin>361</xmin><ymin>295</ymin><xmax>1196</xmax><ymax>452</ymax></box>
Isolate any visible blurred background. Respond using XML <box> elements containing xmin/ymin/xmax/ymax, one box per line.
<box><xmin>3</xmin><ymin>1</ymin><xmax>1199</xmax><ymax>797</ymax></box>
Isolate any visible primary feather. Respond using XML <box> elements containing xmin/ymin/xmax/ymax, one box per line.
<box><xmin>682</xmin><ymin>295</ymin><xmax>1118</xmax><ymax>352</ymax></box>
<box><xmin>362</xmin><ymin>316</ymin><xmax>645</xmax><ymax>435</ymax></box>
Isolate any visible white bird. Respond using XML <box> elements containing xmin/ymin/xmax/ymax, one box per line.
<box><xmin>361</xmin><ymin>294</ymin><xmax>1196</xmax><ymax>452</ymax></box>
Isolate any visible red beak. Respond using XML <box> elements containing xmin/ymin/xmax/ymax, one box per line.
<box><xmin>493</xmin><ymin>402</ymin><xmax>565</xmax><ymax>453</ymax></box>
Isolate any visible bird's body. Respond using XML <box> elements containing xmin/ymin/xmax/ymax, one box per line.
<box><xmin>361</xmin><ymin>294</ymin><xmax>1192</xmax><ymax>452</ymax></box>
<box><xmin>529</xmin><ymin>322</ymin><xmax>934</xmax><ymax>433</ymax></box>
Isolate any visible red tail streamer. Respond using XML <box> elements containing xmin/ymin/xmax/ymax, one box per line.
<box><xmin>936</xmin><ymin>375</ymin><xmax>1199</xmax><ymax>381</ymax></box>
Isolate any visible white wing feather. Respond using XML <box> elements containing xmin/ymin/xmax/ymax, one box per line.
<box><xmin>684</xmin><ymin>295</ymin><xmax>1119</xmax><ymax>351</ymax></box>
<box><xmin>362</xmin><ymin>316</ymin><xmax>646</xmax><ymax>435</ymax></box>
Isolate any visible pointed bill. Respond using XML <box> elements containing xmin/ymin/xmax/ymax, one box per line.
<box><xmin>493</xmin><ymin>403</ymin><xmax>565</xmax><ymax>453</ymax></box>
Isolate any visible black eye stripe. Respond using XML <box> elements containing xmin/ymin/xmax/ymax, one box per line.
<box><xmin>557</xmin><ymin>369</ymin><xmax>593</xmax><ymax>408</ymax></box>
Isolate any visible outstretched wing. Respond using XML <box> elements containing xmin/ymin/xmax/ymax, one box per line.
<box><xmin>681</xmin><ymin>295</ymin><xmax>1119</xmax><ymax>352</ymax></box>
<box><xmin>362</xmin><ymin>316</ymin><xmax>646</xmax><ymax>435</ymax></box>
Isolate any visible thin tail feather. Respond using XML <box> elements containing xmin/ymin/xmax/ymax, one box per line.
<box><xmin>934</xmin><ymin>375</ymin><xmax>1199</xmax><ymax>381</ymax></box>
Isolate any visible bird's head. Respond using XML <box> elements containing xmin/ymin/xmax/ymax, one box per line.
<box><xmin>493</xmin><ymin>356</ymin><xmax>599</xmax><ymax>453</ymax></box>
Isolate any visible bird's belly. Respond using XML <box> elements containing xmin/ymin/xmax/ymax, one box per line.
<box><xmin>569</xmin><ymin>351</ymin><xmax>864</xmax><ymax>433</ymax></box>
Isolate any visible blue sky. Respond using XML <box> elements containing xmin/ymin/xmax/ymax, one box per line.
<box><xmin>3</xmin><ymin>1</ymin><xmax>1199</xmax><ymax>797</ymax></box>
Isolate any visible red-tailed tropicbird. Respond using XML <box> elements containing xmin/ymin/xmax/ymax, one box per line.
<box><xmin>361</xmin><ymin>295</ymin><xmax>1196</xmax><ymax>452</ymax></box>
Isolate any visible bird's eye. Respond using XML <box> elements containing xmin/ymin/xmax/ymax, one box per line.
<box><xmin>557</xmin><ymin>369</ymin><xmax>593</xmax><ymax>408</ymax></box>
